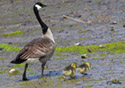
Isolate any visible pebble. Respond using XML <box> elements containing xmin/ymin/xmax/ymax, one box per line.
<box><xmin>0</xmin><ymin>48</ymin><xmax>3</xmax><ymax>50</ymax></box>
<box><xmin>74</xmin><ymin>42</ymin><xmax>82</xmax><ymax>46</ymax></box>
<box><xmin>87</xmin><ymin>48</ymin><xmax>92</xmax><ymax>53</ymax></box>
<box><xmin>123</xmin><ymin>24</ymin><xmax>125</xmax><ymax>27</ymax></box>
<box><xmin>83</xmin><ymin>8</ymin><xmax>89</xmax><ymax>11</ymax></box>
<box><xmin>99</xmin><ymin>44</ymin><xmax>105</xmax><ymax>48</ymax></box>
<box><xmin>111</xmin><ymin>21</ymin><xmax>117</xmax><ymax>24</ymax></box>
<box><xmin>87</xmin><ymin>20</ymin><xmax>92</xmax><ymax>24</ymax></box>
<box><xmin>111</xmin><ymin>27</ymin><xmax>114</xmax><ymax>31</ymax></box>
<box><xmin>81</xmin><ymin>54</ymin><xmax>88</xmax><ymax>59</ymax></box>
<box><xmin>8</xmin><ymin>42</ymin><xmax>13</xmax><ymax>44</ymax></box>
<box><xmin>9</xmin><ymin>68</ymin><xmax>17</xmax><ymax>74</ymax></box>
<box><xmin>73</xmin><ymin>13</ymin><xmax>81</xmax><ymax>18</ymax></box>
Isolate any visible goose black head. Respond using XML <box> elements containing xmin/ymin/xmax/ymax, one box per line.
<box><xmin>34</xmin><ymin>2</ymin><xmax>47</xmax><ymax>10</ymax></box>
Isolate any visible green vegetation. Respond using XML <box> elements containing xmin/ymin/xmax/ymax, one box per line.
<box><xmin>100</xmin><ymin>53</ymin><xmax>107</xmax><ymax>56</ymax></box>
<box><xmin>0</xmin><ymin>68</ymin><xmax>11</xmax><ymax>74</ymax></box>
<box><xmin>0</xmin><ymin>57</ymin><xmax>5</xmax><ymax>60</ymax></box>
<box><xmin>111</xmin><ymin>30</ymin><xmax>117</xmax><ymax>33</ymax></box>
<box><xmin>12</xmin><ymin>63</ymin><xmax>25</xmax><ymax>68</ymax></box>
<box><xmin>85</xmin><ymin>84</ymin><xmax>93</xmax><ymax>88</ymax></box>
<box><xmin>20</xmin><ymin>81</ymin><xmax>33</xmax><ymax>85</ymax></box>
<box><xmin>45</xmin><ymin>80</ymin><xmax>53</xmax><ymax>86</ymax></box>
<box><xmin>55</xmin><ymin>56</ymin><xmax>66</xmax><ymax>60</ymax></box>
<box><xmin>3</xmin><ymin>30</ymin><xmax>23</xmax><ymax>37</ymax></box>
<box><xmin>0</xmin><ymin>43</ymin><xmax>21</xmax><ymax>52</ymax></box>
<box><xmin>54</xmin><ymin>41</ymin><xmax>125</xmax><ymax>55</ymax></box>
<box><xmin>57</xmin><ymin>76</ymin><xmax>64</xmax><ymax>79</ymax></box>
<box><xmin>82</xmin><ymin>30</ymin><xmax>88</xmax><ymax>33</ymax></box>
<box><xmin>112</xmin><ymin>79</ymin><xmax>119</xmax><ymax>82</ymax></box>
<box><xmin>0</xmin><ymin>42</ymin><xmax>124</xmax><ymax>56</ymax></box>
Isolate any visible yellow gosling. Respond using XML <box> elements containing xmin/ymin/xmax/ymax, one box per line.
<box><xmin>63</xmin><ymin>63</ymin><xmax>77</xmax><ymax>79</ymax></box>
<box><xmin>77</xmin><ymin>62</ymin><xmax>91</xmax><ymax>75</ymax></box>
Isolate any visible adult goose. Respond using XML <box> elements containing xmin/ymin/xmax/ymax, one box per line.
<box><xmin>10</xmin><ymin>2</ymin><xmax>55</xmax><ymax>81</ymax></box>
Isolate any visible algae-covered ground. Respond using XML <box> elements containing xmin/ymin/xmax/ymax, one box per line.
<box><xmin>0</xmin><ymin>0</ymin><xmax>125</xmax><ymax>88</ymax></box>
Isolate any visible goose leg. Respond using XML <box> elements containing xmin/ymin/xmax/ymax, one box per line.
<box><xmin>41</xmin><ymin>63</ymin><xmax>46</xmax><ymax>77</ymax></box>
<box><xmin>23</xmin><ymin>63</ymin><xmax>28</xmax><ymax>81</ymax></box>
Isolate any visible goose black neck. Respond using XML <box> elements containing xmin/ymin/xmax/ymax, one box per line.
<box><xmin>33</xmin><ymin>7</ymin><xmax>48</xmax><ymax>34</ymax></box>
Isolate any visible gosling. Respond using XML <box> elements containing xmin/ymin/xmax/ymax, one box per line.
<box><xmin>77</xmin><ymin>62</ymin><xmax>91</xmax><ymax>75</ymax></box>
<box><xmin>63</xmin><ymin>62</ymin><xmax>77</xmax><ymax>79</ymax></box>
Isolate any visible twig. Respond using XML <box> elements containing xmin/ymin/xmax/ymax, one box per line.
<box><xmin>63</xmin><ymin>15</ymin><xmax>86</xmax><ymax>24</ymax></box>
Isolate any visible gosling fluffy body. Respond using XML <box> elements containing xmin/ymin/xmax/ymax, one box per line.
<box><xmin>77</xmin><ymin>62</ymin><xmax>91</xmax><ymax>75</ymax></box>
<box><xmin>63</xmin><ymin>63</ymin><xmax>77</xmax><ymax>79</ymax></box>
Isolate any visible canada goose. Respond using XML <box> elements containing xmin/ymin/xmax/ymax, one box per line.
<box><xmin>77</xmin><ymin>62</ymin><xmax>91</xmax><ymax>75</ymax></box>
<box><xmin>10</xmin><ymin>2</ymin><xmax>55</xmax><ymax>81</ymax></box>
<box><xmin>63</xmin><ymin>63</ymin><xmax>77</xmax><ymax>79</ymax></box>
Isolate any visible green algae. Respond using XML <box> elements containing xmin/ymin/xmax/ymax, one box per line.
<box><xmin>57</xmin><ymin>76</ymin><xmax>64</xmax><ymax>79</ymax></box>
<box><xmin>20</xmin><ymin>81</ymin><xmax>33</xmax><ymax>85</ymax></box>
<box><xmin>12</xmin><ymin>63</ymin><xmax>25</xmax><ymax>68</ymax></box>
<box><xmin>45</xmin><ymin>80</ymin><xmax>53</xmax><ymax>86</ymax></box>
<box><xmin>54</xmin><ymin>41</ymin><xmax>125</xmax><ymax>55</ymax></box>
<box><xmin>85</xmin><ymin>84</ymin><xmax>93</xmax><ymax>88</ymax></box>
<box><xmin>0</xmin><ymin>43</ymin><xmax>21</xmax><ymax>52</ymax></box>
<box><xmin>3</xmin><ymin>30</ymin><xmax>23</xmax><ymax>37</ymax></box>
<box><xmin>0</xmin><ymin>57</ymin><xmax>5</xmax><ymax>60</ymax></box>
<box><xmin>82</xmin><ymin>30</ymin><xmax>89</xmax><ymax>33</ymax></box>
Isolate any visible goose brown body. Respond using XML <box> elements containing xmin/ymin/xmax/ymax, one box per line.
<box><xmin>12</xmin><ymin>37</ymin><xmax>55</xmax><ymax>64</ymax></box>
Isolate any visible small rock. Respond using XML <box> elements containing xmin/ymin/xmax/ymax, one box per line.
<box><xmin>0</xmin><ymin>48</ymin><xmax>3</xmax><ymax>51</ymax></box>
<box><xmin>87</xmin><ymin>48</ymin><xmax>92</xmax><ymax>53</ymax></box>
<box><xmin>81</xmin><ymin>54</ymin><xmax>88</xmax><ymax>59</ymax></box>
<box><xmin>74</xmin><ymin>42</ymin><xmax>82</xmax><ymax>46</ymax></box>
<box><xmin>123</xmin><ymin>24</ymin><xmax>125</xmax><ymax>27</ymax></box>
<box><xmin>111</xmin><ymin>21</ymin><xmax>117</xmax><ymax>24</ymax></box>
<box><xmin>83</xmin><ymin>8</ymin><xmax>89</xmax><ymax>11</ymax></box>
<box><xmin>87</xmin><ymin>20</ymin><xmax>92</xmax><ymax>24</ymax></box>
<box><xmin>58</xmin><ymin>30</ymin><xmax>64</xmax><ymax>33</ymax></box>
<box><xmin>99</xmin><ymin>44</ymin><xmax>105</xmax><ymax>48</ymax></box>
<box><xmin>111</xmin><ymin>27</ymin><xmax>114</xmax><ymax>31</ymax></box>
<box><xmin>8</xmin><ymin>42</ymin><xmax>13</xmax><ymax>44</ymax></box>
<box><xmin>73</xmin><ymin>13</ymin><xmax>81</xmax><ymax>18</ymax></box>
<box><xmin>9</xmin><ymin>68</ymin><xmax>17</xmax><ymax>74</ymax></box>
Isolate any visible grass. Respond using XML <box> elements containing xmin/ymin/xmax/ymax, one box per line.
<box><xmin>57</xmin><ymin>76</ymin><xmax>64</xmax><ymax>79</ymax></box>
<box><xmin>54</xmin><ymin>41</ymin><xmax>125</xmax><ymax>55</ymax></box>
<box><xmin>3</xmin><ymin>30</ymin><xmax>23</xmax><ymax>37</ymax></box>
<box><xmin>0</xmin><ymin>43</ymin><xmax>21</xmax><ymax>52</ymax></box>
<box><xmin>85</xmin><ymin>84</ymin><xmax>93</xmax><ymax>88</ymax></box>
<box><xmin>20</xmin><ymin>81</ymin><xmax>33</xmax><ymax>85</ymax></box>
<box><xmin>45</xmin><ymin>80</ymin><xmax>53</xmax><ymax>86</ymax></box>
<box><xmin>111</xmin><ymin>30</ymin><xmax>117</xmax><ymax>33</ymax></box>
<box><xmin>100</xmin><ymin>53</ymin><xmax>107</xmax><ymax>56</ymax></box>
<box><xmin>0</xmin><ymin>57</ymin><xmax>5</xmax><ymax>60</ymax></box>
<box><xmin>112</xmin><ymin>79</ymin><xmax>120</xmax><ymax>82</ymax></box>
<box><xmin>0</xmin><ymin>42</ymin><xmax>124</xmax><ymax>56</ymax></box>
<box><xmin>82</xmin><ymin>30</ymin><xmax>88</xmax><ymax>33</ymax></box>
<box><xmin>12</xmin><ymin>63</ymin><xmax>25</xmax><ymax>68</ymax></box>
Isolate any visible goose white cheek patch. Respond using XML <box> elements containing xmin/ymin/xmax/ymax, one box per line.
<box><xmin>35</xmin><ymin>4</ymin><xmax>41</xmax><ymax>10</ymax></box>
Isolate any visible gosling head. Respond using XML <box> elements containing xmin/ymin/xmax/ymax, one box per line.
<box><xmin>71</xmin><ymin>62</ymin><xmax>77</xmax><ymax>69</ymax></box>
<box><xmin>84</xmin><ymin>62</ymin><xmax>91</xmax><ymax>68</ymax></box>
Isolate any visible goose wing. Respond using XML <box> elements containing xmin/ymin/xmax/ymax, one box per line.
<box><xmin>12</xmin><ymin>37</ymin><xmax>55</xmax><ymax>63</ymax></box>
